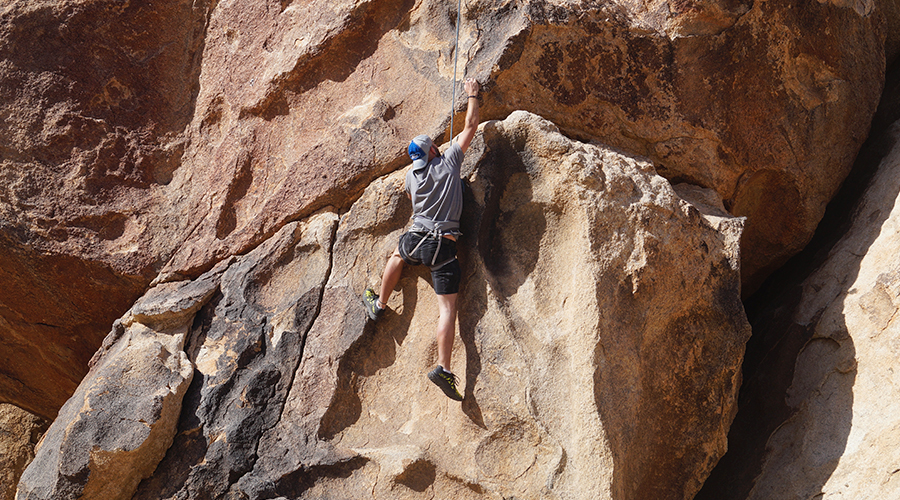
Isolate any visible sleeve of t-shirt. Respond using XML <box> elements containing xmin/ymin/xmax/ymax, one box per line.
<box><xmin>444</xmin><ymin>143</ymin><xmax>464</xmax><ymax>175</ymax></box>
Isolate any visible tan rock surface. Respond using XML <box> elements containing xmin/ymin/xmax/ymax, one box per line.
<box><xmin>16</xmin><ymin>112</ymin><xmax>749</xmax><ymax>499</ymax></box>
<box><xmin>248</xmin><ymin>112</ymin><xmax>746</xmax><ymax>498</ymax></box>
<box><xmin>16</xmin><ymin>319</ymin><xmax>194</xmax><ymax>500</ymax></box>
<box><xmin>288</xmin><ymin>114</ymin><xmax>749</xmax><ymax>498</ymax></box>
<box><xmin>736</xmin><ymin>121</ymin><xmax>900</xmax><ymax>499</ymax></box>
<box><xmin>0</xmin><ymin>405</ymin><xmax>46</xmax><ymax>500</ymax></box>
<box><xmin>247</xmin><ymin>112</ymin><xmax>749</xmax><ymax>499</ymax></box>
<box><xmin>0</xmin><ymin>0</ymin><xmax>886</xmax><ymax>417</ymax></box>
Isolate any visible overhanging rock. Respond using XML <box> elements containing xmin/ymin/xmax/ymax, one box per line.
<box><xmin>0</xmin><ymin>0</ymin><xmax>883</xmax><ymax>417</ymax></box>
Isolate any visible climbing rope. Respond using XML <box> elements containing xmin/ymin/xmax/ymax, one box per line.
<box><xmin>448</xmin><ymin>0</ymin><xmax>463</xmax><ymax>143</ymax></box>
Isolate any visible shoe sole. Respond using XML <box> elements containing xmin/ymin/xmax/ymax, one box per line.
<box><xmin>428</xmin><ymin>370</ymin><xmax>463</xmax><ymax>401</ymax></box>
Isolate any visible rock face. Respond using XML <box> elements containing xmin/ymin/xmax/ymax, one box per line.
<box><xmin>18</xmin><ymin>212</ymin><xmax>339</xmax><ymax>500</ymax></box>
<box><xmin>720</xmin><ymin>118</ymin><xmax>900</xmax><ymax>500</ymax></box>
<box><xmin>0</xmin><ymin>405</ymin><xmax>46</xmax><ymax>500</ymax></box>
<box><xmin>16</xmin><ymin>315</ymin><xmax>195</xmax><ymax>500</ymax></box>
<box><xmin>164</xmin><ymin>0</ymin><xmax>887</xmax><ymax>293</ymax></box>
<box><xmin>18</xmin><ymin>112</ymin><xmax>750</xmax><ymax>499</ymax></box>
<box><xmin>693</xmin><ymin>62</ymin><xmax>900</xmax><ymax>499</ymax></box>
<box><xmin>0</xmin><ymin>0</ymin><xmax>886</xmax><ymax>418</ymax></box>
<box><xmin>485</xmin><ymin>0</ymin><xmax>885</xmax><ymax>293</ymax></box>
<box><xmin>4</xmin><ymin>0</ymin><xmax>900</xmax><ymax>498</ymax></box>
<box><xmin>0</xmin><ymin>0</ymin><xmax>212</xmax><ymax>419</ymax></box>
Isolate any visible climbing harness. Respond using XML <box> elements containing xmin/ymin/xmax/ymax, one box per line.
<box><xmin>408</xmin><ymin>228</ymin><xmax>458</xmax><ymax>270</ymax></box>
<box><xmin>448</xmin><ymin>0</ymin><xmax>463</xmax><ymax>142</ymax></box>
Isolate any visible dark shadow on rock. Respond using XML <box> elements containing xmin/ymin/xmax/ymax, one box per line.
<box><xmin>317</xmin><ymin>277</ymin><xmax>419</xmax><ymax>440</ymax></box>
<box><xmin>470</xmin><ymin>126</ymin><xmax>547</xmax><ymax>300</ymax></box>
<box><xmin>315</xmin><ymin>288</ymin><xmax>369</xmax><ymax>441</ymax></box>
<box><xmin>394</xmin><ymin>458</ymin><xmax>437</xmax><ymax>492</ymax></box>
<box><xmin>317</xmin><ymin>355</ymin><xmax>363</xmax><ymax>443</ymax></box>
<box><xmin>696</xmin><ymin>290</ymin><xmax>858</xmax><ymax>500</ymax></box>
<box><xmin>352</xmin><ymin>274</ymin><xmax>418</xmax><ymax>378</ymax></box>
<box><xmin>695</xmin><ymin>59</ymin><xmax>900</xmax><ymax>499</ymax></box>
<box><xmin>454</xmin><ymin>125</ymin><xmax>547</xmax><ymax>428</ymax></box>
<box><xmin>458</xmin><ymin>259</ymin><xmax>486</xmax><ymax>429</ymax></box>
<box><xmin>274</xmin><ymin>456</ymin><xmax>370</xmax><ymax>498</ymax></box>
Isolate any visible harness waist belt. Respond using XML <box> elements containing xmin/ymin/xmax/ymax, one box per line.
<box><xmin>409</xmin><ymin>228</ymin><xmax>458</xmax><ymax>270</ymax></box>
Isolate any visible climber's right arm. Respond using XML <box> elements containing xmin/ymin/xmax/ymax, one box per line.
<box><xmin>457</xmin><ymin>78</ymin><xmax>480</xmax><ymax>154</ymax></box>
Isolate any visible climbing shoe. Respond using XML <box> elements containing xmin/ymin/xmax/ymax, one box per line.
<box><xmin>428</xmin><ymin>366</ymin><xmax>464</xmax><ymax>401</ymax></box>
<box><xmin>362</xmin><ymin>287</ymin><xmax>383</xmax><ymax>321</ymax></box>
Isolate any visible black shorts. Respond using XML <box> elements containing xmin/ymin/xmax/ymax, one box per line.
<box><xmin>398</xmin><ymin>231</ymin><xmax>461</xmax><ymax>295</ymax></box>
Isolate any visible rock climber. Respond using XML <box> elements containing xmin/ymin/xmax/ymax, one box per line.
<box><xmin>362</xmin><ymin>77</ymin><xmax>481</xmax><ymax>401</ymax></box>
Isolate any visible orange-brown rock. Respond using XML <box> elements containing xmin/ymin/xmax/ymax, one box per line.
<box><xmin>0</xmin><ymin>0</ymin><xmax>211</xmax><ymax>418</ymax></box>
<box><xmin>165</xmin><ymin>0</ymin><xmax>888</xmax><ymax>292</ymax></box>
<box><xmin>483</xmin><ymin>0</ymin><xmax>886</xmax><ymax>293</ymax></box>
<box><xmin>0</xmin><ymin>0</ymin><xmax>888</xmax><ymax>419</ymax></box>
<box><xmin>0</xmin><ymin>405</ymin><xmax>46</xmax><ymax>500</ymax></box>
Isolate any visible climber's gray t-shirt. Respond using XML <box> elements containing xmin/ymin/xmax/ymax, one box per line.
<box><xmin>405</xmin><ymin>142</ymin><xmax>464</xmax><ymax>233</ymax></box>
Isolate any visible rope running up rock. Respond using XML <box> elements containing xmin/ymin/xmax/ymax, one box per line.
<box><xmin>449</xmin><ymin>0</ymin><xmax>463</xmax><ymax>142</ymax></box>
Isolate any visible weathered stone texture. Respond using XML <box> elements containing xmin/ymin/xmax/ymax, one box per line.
<box><xmin>0</xmin><ymin>405</ymin><xmax>46</xmax><ymax>500</ymax></box>
<box><xmin>0</xmin><ymin>0</ymin><xmax>212</xmax><ymax>418</ymax></box>
<box><xmin>263</xmin><ymin>111</ymin><xmax>748</xmax><ymax>498</ymax></box>
<box><xmin>27</xmin><ymin>112</ymin><xmax>750</xmax><ymax>499</ymax></box>
<box><xmin>16</xmin><ymin>212</ymin><xmax>338</xmax><ymax>500</ymax></box>
<box><xmin>484</xmin><ymin>0</ymin><xmax>885</xmax><ymax>293</ymax></box>
<box><xmin>733</xmin><ymin>119</ymin><xmax>900</xmax><ymax>500</ymax></box>
<box><xmin>165</xmin><ymin>0</ymin><xmax>886</xmax><ymax>292</ymax></box>
<box><xmin>3</xmin><ymin>0</ymin><xmax>900</xmax><ymax>497</ymax></box>
<box><xmin>132</xmin><ymin>212</ymin><xmax>338</xmax><ymax>500</ymax></box>
<box><xmin>16</xmin><ymin>320</ymin><xmax>194</xmax><ymax>500</ymax></box>
<box><xmin>0</xmin><ymin>0</ymin><xmax>886</xmax><ymax>418</ymax></box>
